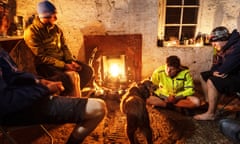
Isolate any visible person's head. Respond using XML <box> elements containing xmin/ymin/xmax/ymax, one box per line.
<box><xmin>209</xmin><ymin>26</ymin><xmax>230</xmax><ymax>52</ymax></box>
<box><xmin>37</xmin><ymin>0</ymin><xmax>57</xmax><ymax>25</ymax></box>
<box><xmin>165</xmin><ymin>55</ymin><xmax>181</xmax><ymax>78</ymax></box>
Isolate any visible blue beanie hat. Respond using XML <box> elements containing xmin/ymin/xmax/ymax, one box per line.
<box><xmin>37</xmin><ymin>1</ymin><xmax>56</xmax><ymax>18</ymax></box>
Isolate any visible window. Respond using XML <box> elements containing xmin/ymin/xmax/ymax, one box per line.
<box><xmin>158</xmin><ymin>0</ymin><xmax>199</xmax><ymax>43</ymax></box>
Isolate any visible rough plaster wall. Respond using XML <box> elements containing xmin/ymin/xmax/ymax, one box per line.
<box><xmin>146</xmin><ymin>46</ymin><xmax>213</xmax><ymax>81</ymax></box>
<box><xmin>199</xmin><ymin>0</ymin><xmax>240</xmax><ymax>33</ymax></box>
<box><xmin>15</xmin><ymin>0</ymin><xmax>238</xmax><ymax>81</ymax></box>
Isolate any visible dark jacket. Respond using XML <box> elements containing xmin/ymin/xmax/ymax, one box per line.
<box><xmin>24</xmin><ymin>16</ymin><xmax>75</xmax><ymax>69</ymax></box>
<box><xmin>211</xmin><ymin>29</ymin><xmax>240</xmax><ymax>75</ymax></box>
<box><xmin>0</xmin><ymin>47</ymin><xmax>50</xmax><ymax>116</ymax></box>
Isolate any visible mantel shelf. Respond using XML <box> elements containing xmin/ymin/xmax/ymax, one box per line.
<box><xmin>0</xmin><ymin>36</ymin><xmax>23</xmax><ymax>42</ymax></box>
<box><xmin>159</xmin><ymin>45</ymin><xmax>212</xmax><ymax>49</ymax></box>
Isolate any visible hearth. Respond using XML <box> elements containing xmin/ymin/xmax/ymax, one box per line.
<box><xmin>84</xmin><ymin>34</ymin><xmax>142</xmax><ymax>94</ymax></box>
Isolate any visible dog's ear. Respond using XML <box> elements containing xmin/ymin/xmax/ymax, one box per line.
<box><xmin>129</xmin><ymin>86</ymin><xmax>140</xmax><ymax>95</ymax></box>
<box><xmin>141</xmin><ymin>79</ymin><xmax>153</xmax><ymax>86</ymax></box>
<box><xmin>139</xmin><ymin>79</ymin><xmax>159</xmax><ymax>97</ymax></box>
<box><xmin>137</xmin><ymin>83</ymin><xmax>151</xmax><ymax>99</ymax></box>
<box><xmin>142</xmin><ymin>79</ymin><xmax>158</xmax><ymax>91</ymax></box>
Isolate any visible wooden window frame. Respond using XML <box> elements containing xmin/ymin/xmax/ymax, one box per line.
<box><xmin>158</xmin><ymin>0</ymin><xmax>201</xmax><ymax>42</ymax></box>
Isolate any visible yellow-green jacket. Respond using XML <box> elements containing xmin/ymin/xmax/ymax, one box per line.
<box><xmin>151</xmin><ymin>65</ymin><xmax>195</xmax><ymax>97</ymax></box>
<box><xmin>24</xmin><ymin>17</ymin><xmax>75</xmax><ymax>69</ymax></box>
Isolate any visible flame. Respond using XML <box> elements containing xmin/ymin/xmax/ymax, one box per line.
<box><xmin>102</xmin><ymin>55</ymin><xmax>127</xmax><ymax>82</ymax></box>
<box><xmin>109</xmin><ymin>63</ymin><xmax>120</xmax><ymax>77</ymax></box>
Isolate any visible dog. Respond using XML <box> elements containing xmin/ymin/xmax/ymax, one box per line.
<box><xmin>120</xmin><ymin>79</ymin><xmax>158</xmax><ymax>144</ymax></box>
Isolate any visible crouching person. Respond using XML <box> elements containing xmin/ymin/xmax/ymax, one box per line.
<box><xmin>0</xmin><ymin>47</ymin><xmax>107</xmax><ymax>144</ymax></box>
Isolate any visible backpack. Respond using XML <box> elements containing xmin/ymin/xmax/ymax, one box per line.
<box><xmin>9</xmin><ymin>40</ymin><xmax>37</xmax><ymax>75</ymax></box>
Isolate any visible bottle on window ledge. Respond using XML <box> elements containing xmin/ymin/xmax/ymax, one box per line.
<box><xmin>0</xmin><ymin>14</ymin><xmax>9</xmax><ymax>37</ymax></box>
<box><xmin>157</xmin><ymin>39</ymin><xmax>164</xmax><ymax>47</ymax></box>
<box><xmin>14</xmin><ymin>16</ymin><xmax>24</xmax><ymax>36</ymax></box>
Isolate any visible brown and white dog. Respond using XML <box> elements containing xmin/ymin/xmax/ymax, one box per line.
<box><xmin>120</xmin><ymin>79</ymin><xmax>157</xmax><ymax>144</ymax></box>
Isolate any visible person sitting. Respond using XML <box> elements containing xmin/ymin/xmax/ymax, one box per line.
<box><xmin>146</xmin><ymin>55</ymin><xmax>200</xmax><ymax>113</ymax></box>
<box><xmin>0</xmin><ymin>46</ymin><xmax>106</xmax><ymax>144</ymax></box>
<box><xmin>193</xmin><ymin>26</ymin><xmax>240</xmax><ymax>120</ymax></box>
<box><xmin>24</xmin><ymin>0</ymin><xmax>93</xmax><ymax>96</ymax></box>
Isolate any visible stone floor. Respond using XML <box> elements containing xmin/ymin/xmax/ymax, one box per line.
<box><xmin>0</xmin><ymin>84</ymin><xmax>239</xmax><ymax>144</ymax></box>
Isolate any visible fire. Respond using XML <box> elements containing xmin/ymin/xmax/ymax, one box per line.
<box><xmin>102</xmin><ymin>55</ymin><xmax>127</xmax><ymax>83</ymax></box>
<box><xmin>109</xmin><ymin>63</ymin><xmax>121</xmax><ymax>77</ymax></box>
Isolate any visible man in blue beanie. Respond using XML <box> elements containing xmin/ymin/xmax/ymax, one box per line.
<box><xmin>37</xmin><ymin>0</ymin><xmax>57</xmax><ymax>18</ymax></box>
<box><xmin>24</xmin><ymin>0</ymin><xmax>93</xmax><ymax>96</ymax></box>
<box><xmin>22</xmin><ymin>1</ymin><xmax>105</xmax><ymax>143</ymax></box>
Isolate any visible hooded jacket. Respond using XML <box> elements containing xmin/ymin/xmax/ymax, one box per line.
<box><xmin>151</xmin><ymin>65</ymin><xmax>195</xmax><ymax>97</ymax></box>
<box><xmin>24</xmin><ymin>16</ymin><xmax>75</xmax><ymax>69</ymax></box>
<box><xmin>0</xmin><ymin>47</ymin><xmax>50</xmax><ymax>117</ymax></box>
<box><xmin>211</xmin><ymin>29</ymin><xmax>240</xmax><ymax>75</ymax></box>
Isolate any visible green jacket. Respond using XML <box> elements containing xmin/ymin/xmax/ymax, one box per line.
<box><xmin>24</xmin><ymin>17</ymin><xmax>75</xmax><ymax>69</ymax></box>
<box><xmin>151</xmin><ymin>65</ymin><xmax>195</xmax><ymax>97</ymax></box>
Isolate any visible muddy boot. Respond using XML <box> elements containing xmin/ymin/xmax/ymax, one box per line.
<box><xmin>219</xmin><ymin>119</ymin><xmax>240</xmax><ymax>143</ymax></box>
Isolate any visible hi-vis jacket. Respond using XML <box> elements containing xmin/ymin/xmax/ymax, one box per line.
<box><xmin>151</xmin><ymin>65</ymin><xmax>195</xmax><ymax>98</ymax></box>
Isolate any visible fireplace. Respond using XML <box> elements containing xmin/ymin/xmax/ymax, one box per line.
<box><xmin>84</xmin><ymin>34</ymin><xmax>142</xmax><ymax>92</ymax></box>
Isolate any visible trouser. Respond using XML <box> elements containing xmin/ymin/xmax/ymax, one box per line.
<box><xmin>0</xmin><ymin>96</ymin><xmax>88</xmax><ymax>126</ymax></box>
<box><xmin>36</xmin><ymin>62</ymin><xmax>93</xmax><ymax>95</ymax></box>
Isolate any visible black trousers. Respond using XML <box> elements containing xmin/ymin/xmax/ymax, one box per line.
<box><xmin>201</xmin><ymin>71</ymin><xmax>240</xmax><ymax>94</ymax></box>
<box><xmin>36</xmin><ymin>62</ymin><xmax>93</xmax><ymax>95</ymax></box>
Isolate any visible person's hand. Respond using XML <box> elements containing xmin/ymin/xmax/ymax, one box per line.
<box><xmin>71</xmin><ymin>61</ymin><xmax>82</xmax><ymax>71</ymax></box>
<box><xmin>213</xmin><ymin>71</ymin><xmax>228</xmax><ymax>78</ymax></box>
<box><xmin>40</xmin><ymin>79</ymin><xmax>64</xmax><ymax>94</ymax></box>
<box><xmin>47</xmin><ymin>81</ymin><xmax>64</xmax><ymax>95</ymax></box>
<box><xmin>39</xmin><ymin>79</ymin><xmax>53</xmax><ymax>85</ymax></box>
<box><xmin>64</xmin><ymin>62</ymin><xmax>82</xmax><ymax>71</ymax></box>
<box><xmin>165</xmin><ymin>95</ymin><xmax>176</xmax><ymax>104</ymax></box>
<box><xmin>64</xmin><ymin>63</ymin><xmax>76</xmax><ymax>71</ymax></box>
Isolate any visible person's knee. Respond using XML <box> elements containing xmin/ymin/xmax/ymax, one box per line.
<box><xmin>85</xmin><ymin>98</ymin><xmax>107</xmax><ymax>119</ymax></box>
<box><xmin>82</xmin><ymin>64</ymin><xmax>93</xmax><ymax>77</ymax></box>
<box><xmin>192</xmin><ymin>97</ymin><xmax>201</xmax><ymax>107</ymax></box>
<box><xmin>207</xmin><ymin>79</ymin><xmax>215</xmax><ymax>88</ymax></box>
<box><xmin>200</xmin><ymin>74</ymin><xmax>204</xmax><ymax>81</ymax></box>
<box><xmin>146</xmin><ymin>96</ymin><xmax>159</xmax><ymax>105</ymax></box>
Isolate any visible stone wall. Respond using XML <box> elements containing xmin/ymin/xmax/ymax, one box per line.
<box><xmin>14</xmin><ymin>0</ymin><xmax>238</xmax><ymax>81</ymax></box>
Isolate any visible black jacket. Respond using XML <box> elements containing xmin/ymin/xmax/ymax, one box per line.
<box><xmin>0</xmin><ymin>47</ymin><xmax>50</xmax><ymax>116</ymax></box>
<box><xmin>212</xmin><ymin>29</ymin><xmax>240</xmax><ymax>75</ymax></box>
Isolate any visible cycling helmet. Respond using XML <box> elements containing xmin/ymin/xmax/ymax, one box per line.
<box><xmin>209</xmin><ymin>26</ymin><xmax>230</xmax><ymax>42</ymax></box>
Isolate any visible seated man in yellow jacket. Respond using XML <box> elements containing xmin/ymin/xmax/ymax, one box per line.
<box><xmin>147</xmin><ymin>55</ymin><xmax>200</xmax><ymax>111</ymax></box>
